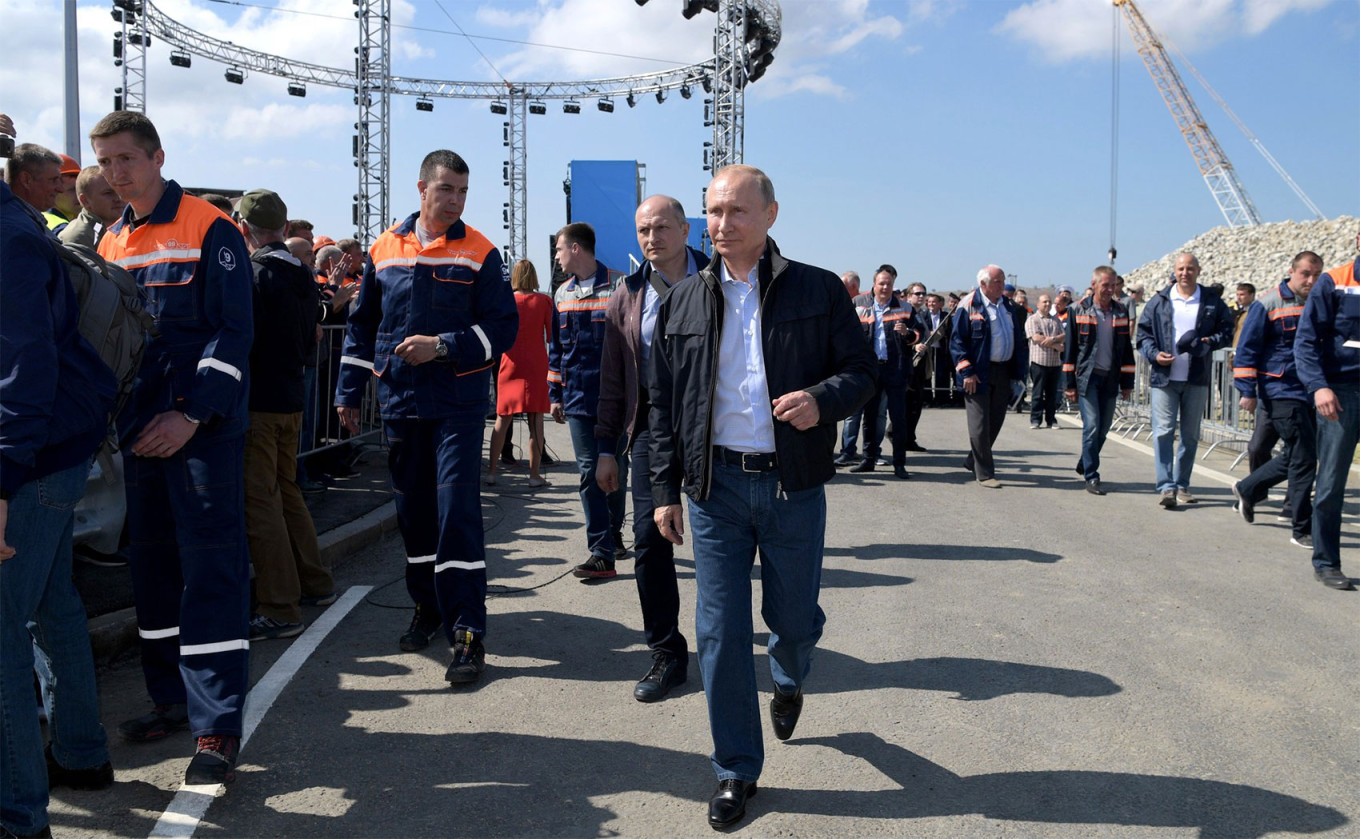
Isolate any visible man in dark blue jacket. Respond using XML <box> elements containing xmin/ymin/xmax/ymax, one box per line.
<box><xmin>1294</xmin><ymin>227</ymin><xmax>1360</xmax><ymax>591</ymax></box>
<box><xmin>549</xmin><ymin>222</ymin><xmax>627</xmax><ymax>579</ymax></box>
<box><xmin>1</xmin><ymin>180</ymin><xmax>118</xmax><ymax>837</ymax></box>
<box><xmin>1063</xmin><ymin>266</ymin><xmax>1136</xmax><ymax>495</ymax></box>
<box><xmin>1230</xmin><ymin>252</ymin><xmax>1320</xmax><ymax>550</ymax></box>
<box><xmin>949</xmin><ymin>265</ymin><xmax>1029</xmax><ymax>488</ymax></box>
<box><xmin>850</xmin><ymin>267</ymin><xmax>919</xmax><ymax>479</ymax></box>
<box><xmin>337</xmin><ymin>150</ymin><xmax>518</xmax><ymax>682</ymax></box>
<box><xmin>1135</xmin><ymin>253</ymin><xmax>1233</xmax><ymax>509</ymax></box>
<box><xmin>94</xmin><ymin>111</ymin><xmax>255</xmax><ymax>785</ymax></box>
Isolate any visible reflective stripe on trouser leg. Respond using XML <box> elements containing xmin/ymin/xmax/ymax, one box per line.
<box><xmin>127</xmin><ymin>430</ymin><xmax>251</xmax><ymax>736</ymax></box>
<box><xmin>172</xmin><ymin>431</ymin><xmax>250</xmax><ymax>737</ymax></box>
<box><xmin>386</xmin><ymin>419</ymin><xmax>441</xmax><ymax>617</ymax></box>
<box><xmin>387</xmin><ymin>417</ymin><xmax>490</xmax><ymax>637</ymax></box>
<box><xmin>432</xmin><ymin>416</ymin><xmax>488</xmax><ymax>636</ymax></box>
<box><xmin>126</xmin><ymin>450</ymin><xmax>190</xmax><ymax>707</ymax></box>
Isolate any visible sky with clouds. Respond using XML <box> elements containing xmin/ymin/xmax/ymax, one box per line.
<box><xmin>4</xmin><ymin>0</ymin><xmax>1356</xmax><ymax>290</ymax></box>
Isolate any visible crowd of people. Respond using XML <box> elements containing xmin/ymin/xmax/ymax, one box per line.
<box><xmin>1</xmin><ymin>103</ymin><xmax>1356</xmax><ymax>835</ymax></box>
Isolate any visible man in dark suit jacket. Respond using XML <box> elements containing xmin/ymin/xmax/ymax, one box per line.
<box><xmin>850</xmin><ymin>268</ymin><xmax>920</xmax><ymax>479</ymax></box>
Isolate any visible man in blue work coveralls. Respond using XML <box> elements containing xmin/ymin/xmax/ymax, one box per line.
<box><xmin>93</xmin><ymin>110</ymin><xmax>254</xmax><ymax>786</ymax></box>
<box><xmin>336</xmin><ymin>149</ymin><xmax>518</xmax><ymax>684</ymax></box>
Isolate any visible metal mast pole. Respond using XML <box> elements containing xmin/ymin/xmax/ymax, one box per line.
<box><xmin>354</xmin><ymin>0</ymin><xmax>391</xmax><ymax>247</ymax></box>
<box><xmin>113</xmin><ymin>0</ymin><xmax>147</xmax><ymax>113</ymax></box>
<box><xmin>710</xmin><ymin>0</ymin><xmax>747</xmax><ymax>173</ymax></box>
<box><xmin>503</xmin><ymin>87</ymin><xmax>528</xmax><ymax>263</ymax></box>
<box><xmin>1114</xmin><ymin>0</ymin><xmax>1259</xmax><ymax>228</ymax></box>
<box><xmin>64</xmin><ymin>0</ymin><xmax>81</xmax><ymax>160</ymax></box>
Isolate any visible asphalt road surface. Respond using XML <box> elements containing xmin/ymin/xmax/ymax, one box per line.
<box><xmin>49</xmin><ymin>406</ymin><xmax>1359</xmax><ymax>837</ymax></box>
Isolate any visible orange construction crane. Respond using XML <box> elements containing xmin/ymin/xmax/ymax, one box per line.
<box><xmin>1113</xmin><ymin>0</ymin><xmax>1260</xmax><ymax>228</ymax></box>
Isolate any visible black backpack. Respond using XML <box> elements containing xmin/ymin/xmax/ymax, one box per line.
<box><xmin>55</xmin><ymin>241</ymin><xmax>158</xmax><ymax>443</ymax></box>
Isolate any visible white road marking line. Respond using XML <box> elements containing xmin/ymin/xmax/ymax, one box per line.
<box><xmin>149</xmin><ymin>585</ymin><xmax>372</xmax><ymax>838</ymax></box>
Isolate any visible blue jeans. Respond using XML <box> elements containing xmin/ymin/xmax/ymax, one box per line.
<box><xmin>1150</xmin><ymin>381</ymin><xmax>1209</xmax><ymax>492</ymax></box>
<box><xmin>846</xmin><ymin>396</ymin><xmax>888</xmax><ymax>457</ymax></box>
<box><xmin>1078</xmin><ymin>372</ymin><xmax>1120</xmax><ymax>481</ymax></box>
<box><xmin>1312</xmin><ymin>385</ymin><xmax>1359</xmax><ymax>572</ymax></box>
<box><xmin>1</xmin><ymin>460</ymin><xmax>109</xmax><ymax>836</ymax></box>
<box><xmin>566</xmin><ymin>417</ymin><xmax>627</xmax><ymax>560</ymax></box>
<box><xmin>688</xmin><ymin>461</ymin><xmax>827</xmax><ymax>782</ymax></box>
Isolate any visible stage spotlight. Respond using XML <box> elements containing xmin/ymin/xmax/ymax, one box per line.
<box><xmin>288</xmin><ymin>82</ymin><xmax>307</xmax><ymax>97</ymax></box>
<box><xmin>170</xmin><ymin>50</ymin><xmax>191</xmax><ymax>68</ymax></box>
<box><xmin>529</xmin><ymin>101</ymin><xmax>547</xmax><ymax>115</ymax></box>
<box><xmin>416</xmin><ymin>98</ymin><xmax>434</xmax><ymax>112</ymax></box>
<box><xmin>489</xmin><ymin>101</ymin><xmax>507</xmax><ymax>114</ymax></box>
<box><xmin>225</xmin><ymin>66</ymin><xmax>245</xmax><ymax>84</ymax></box>
<box><xmin>655</xmin><ymin>90</ymin><xmax>666</xmax><ymax>104</ymax></box>
<box><xmin>563</xmin><ymin>100</ymin><xmax>581</xmax><ymax>114</ymax></box>
<box><xmin>597</xmin><ymin>98</ymin><xmax>614</xmax><ymax>112</ymax></box>
<box><xmin>680</xmin><ymin>85</ymin><xmax>692</xmax><ymax>99</ymax></box>
<box><xmin>626</xmin><ymin>91</ymin><xmax>636</xmax><ymax>108</ymax></box>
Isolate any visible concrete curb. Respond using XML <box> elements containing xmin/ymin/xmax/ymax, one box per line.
<box><xmin>90</xmin><ymin>501</ymin><xmax>398</xmax><ymax>666</ymax></box>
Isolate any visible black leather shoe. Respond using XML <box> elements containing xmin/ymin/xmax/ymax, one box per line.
<box><xmin>1085</xmin><ymin>479</ymin><xmax>1105</xmax><ymax>496</ymax></box>
<box><xmin>848</xmin><ymin>459</ymin><xmax>874</xmax><ymax>473</ymax></box>
<box><xmin>904</xmin><ymin>443</ymin><xmax>927</xmax><ymax>452</ymax></box>
<box><xmin>708</xmin><ymin>779</ymin><xmax>757</xmax><ymax>830</ymax></box>
<box><xmin>832</xmin><ymin>451</ymin><xmax>856</xmax><ymax>467</ymax></box>
<box><xmin>770</xmin><ymin>689</ymin><xmax>803</xmax><ymax>741</ymax></box>
<box><xmin>634</xmin><ymin>651</ymin><xmax>687</xmax><ymax>703</ymax></box>
<box><xmin>894</xmin><ymin>466</ymin><xmax>911</xmax><ymax>480</ymax></box>
<box><xmin>1315</xmin><ymin>567</ymin><xmax>1354</xmax><ymax>591</ymax></box>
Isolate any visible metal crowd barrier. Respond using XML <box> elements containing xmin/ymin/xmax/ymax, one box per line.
<box><xmin>300</xmin><ymin>324</ymin><xmax>386</xmax><ymax>460</ymax></box>
<box><xmin>1112</xmin><ymin>349</ymin><xmax>1256</xmax><ymax>465</ymax></box>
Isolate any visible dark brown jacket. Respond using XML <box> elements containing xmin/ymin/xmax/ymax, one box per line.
<box><xmin>596</xmin><ymin>246</ymin><xmax>708</xmax><ymax>457</ymax></box>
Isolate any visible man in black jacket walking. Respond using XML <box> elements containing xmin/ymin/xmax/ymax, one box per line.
<box><xmin>648</xmin><ymin>165</ymin><xmax>875</xmax><ymax>830</ymax></box>
<box><xmin>595</xmin><ymin>194</ymin><xmax>708</xmax><ymax>703</ymax></box>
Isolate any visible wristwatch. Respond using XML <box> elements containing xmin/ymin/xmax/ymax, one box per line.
<box><xmin>434</xmin><ymin>338</ymin><xmax>448</xmax><ymax>360</ymax></box>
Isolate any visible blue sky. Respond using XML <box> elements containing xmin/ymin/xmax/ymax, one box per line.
<box><xmin>5</xmin><ymin>0</ymin><xmax>1357</xmax><ymax>292</ymax></box>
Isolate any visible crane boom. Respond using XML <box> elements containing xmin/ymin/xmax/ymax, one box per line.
<box><xmin>1113</xmin><ymin>0</ymin><xmax>1260</xmax><ymax>228</ymax></box>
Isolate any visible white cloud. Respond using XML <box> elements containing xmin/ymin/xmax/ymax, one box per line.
<box><xmin>482</xmin><ymin>0</ymin><xmax>912</xmax><ymax>101</ymax></box>
<box><xmin>997</xmin><ymin>0</ymin><xmax>1340</xmax><ymax>61</ymax></box>
<box><xmin>1242</xmin><ymin>0</ymin><xmax>1334</xmax><ymax>34</ymax></box>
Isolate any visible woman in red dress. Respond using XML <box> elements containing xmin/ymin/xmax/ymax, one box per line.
<box><xmin>486</xmin><ymin>259</ymin><xmax>554</xmax><ymax>486</ymax></box>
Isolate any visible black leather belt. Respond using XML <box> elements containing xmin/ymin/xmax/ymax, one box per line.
<box><xmin>713</xmin><ymin>446</ymin><xmax>778</xmax><ymax>472</ymax></box>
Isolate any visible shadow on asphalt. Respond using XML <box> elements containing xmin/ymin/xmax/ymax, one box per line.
<box><xmin>806</xmin><ymin>651</ymin><xmax>1121</xmax><ymax>701</ymax></box>
<box><xmin>825</xmin><ymin>544</ymin><xmax>1062</xmax><ymax>564</ymax></box>
<box><xmin>781</xmin><ymin>732</ymin><xmax>1348</xmax><ymax>838</ymax></box>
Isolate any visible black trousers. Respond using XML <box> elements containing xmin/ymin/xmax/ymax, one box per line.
<box><xmin>630</xmin><ymin>430</ymin><xmax>688</xmax><ymax>661</ymax></box>
<box><xmin>1245</xmin><ymin>405</ymin><xmax>1289</xmax><ymax>519</ymax></box>
<box><xmin>1029</xmin><ymin>363</ymin><xmax>1061</xmax><ymax>426</ymax></box>
<box><xmin>1238</xmin><ymin>399</ymin><xmax>1314</xmax><ymax>538</ymax></box>
<box><xmin>862</xmin><ymin>372</ymin><xmax>908</xmax><ymax>467</ymax></box>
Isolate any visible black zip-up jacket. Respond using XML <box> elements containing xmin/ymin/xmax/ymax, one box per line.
<box><xmin>248</xmin><ymin>242</ymin><xmax>321</xmax><ymax>414</ymax></box>
<box><xmin>647</xmin><ymin>238</ymin><xmax>876</xmax><ymax>505</ymax></box>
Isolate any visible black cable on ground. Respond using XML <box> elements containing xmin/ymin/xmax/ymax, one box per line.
<box><xmin>360</xmin><ymin>475</ymin><xmax>635</xmax><ymax>610</ymax></box>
